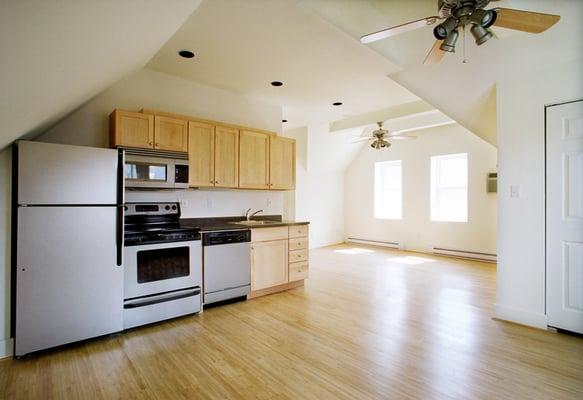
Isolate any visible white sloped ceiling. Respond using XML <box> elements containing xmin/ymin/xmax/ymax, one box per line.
<box><xmin>0</xmin><ymin>0</ymin><xmax>202</xmax><ymax>150</ymax></box>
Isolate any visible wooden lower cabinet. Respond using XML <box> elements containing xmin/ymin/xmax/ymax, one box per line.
<box><xmin>250</xmin><ymin>239</ymin><xmax>288</xmax><ymax>291</ymax></box>
<box><xmin>248</xmin><ymin>225</ymin><xmax>309</xmax><ymax>298</ymax></box>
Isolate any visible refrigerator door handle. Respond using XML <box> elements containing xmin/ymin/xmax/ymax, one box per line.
<box><xmin>116</xmin><ymin>149</ymin><xmax>125</xmax><ymax>267</ymax></box>
<box><xmin>116</xmin><ymin>205</ymin><xmax>124</xmax><ymax>266</ymax></box>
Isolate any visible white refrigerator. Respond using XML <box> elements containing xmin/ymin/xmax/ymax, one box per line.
<box><xmin>14</xmin><ymin>141</ymin><xmax>124</xmax><ymax>357</ymax></box>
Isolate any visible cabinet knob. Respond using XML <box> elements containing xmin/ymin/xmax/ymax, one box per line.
<box><xmin>155</xmin><ymin>143</ymin><xmax>159</xmax><ymax>146</ymax></box>
<box><xmin>215</xmin><ymin>180</ymin><xmax>219</xmax><ymax>184</ymax></box>
<box><xmin>148</xmin><ymin>141</ymin><xmax>153</xmax><ymax>146</ymax></box>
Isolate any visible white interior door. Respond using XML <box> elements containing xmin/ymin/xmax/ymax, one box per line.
<box><xmin>546</xmin><ymin>100</ymin><xmax>583</xmax><ymax>334</ymax></box>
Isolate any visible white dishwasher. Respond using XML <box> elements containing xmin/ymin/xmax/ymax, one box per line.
<box><xmin>202</xmin><ymin>229</ymin><xmax>251</xmax><ymax>305</ymax></box>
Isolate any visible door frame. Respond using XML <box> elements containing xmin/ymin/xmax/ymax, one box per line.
<box><xmin>544</xmin><ymin>97</ymin><xmax>583</xmax><ymax>325</ymax></box>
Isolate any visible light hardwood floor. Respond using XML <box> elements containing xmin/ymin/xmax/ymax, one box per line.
<box><xmin>1</xmin><ymin>244</ymin><xmax>582</xmax><ymax>399</ymax></box>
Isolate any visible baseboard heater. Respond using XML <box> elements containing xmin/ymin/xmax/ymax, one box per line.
<box><xmin>432</xmin><ymin>247</ymin><xmax>497</xmax><ymax>263</ymax></box>
<box><xmin>346</xmin><ymin>237</ymin><xmax>402</xmax><ymax>249</ymax></box>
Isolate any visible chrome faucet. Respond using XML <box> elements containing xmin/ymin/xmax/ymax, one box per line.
<box><xmin>245</xmin><ymin>208</ymin><xmax>264</xmax><ymax>221</ymax></box>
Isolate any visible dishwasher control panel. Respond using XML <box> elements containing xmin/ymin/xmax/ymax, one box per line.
<box><xmin>202</xmin><ymin>230</ymin><xmax>251</xmax><ymax>246</ymax></box>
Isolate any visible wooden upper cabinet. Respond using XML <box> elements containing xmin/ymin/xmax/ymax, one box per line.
<box><xmin>269</xmin><ymin>136</ymin><xmax>296</xmax><ymax>190</ymax></box>
<box><xmin>239</xmin><ymin>130</ymin><xmax>270</xmax><ymax>189</ymax></box>
<box><xmin>214</xmin><ymin>126</ymin><xmax>239</xmax><ymax>188</ymax></box>
<box><xmin>154</xmin><ymin>116</ymin><xmax>188</xmax><ymax>152</ymax></box>
<box><xmin>188</xmin><ymin>121</ymin><xmax>215</xmax><ymax>187</ymax></box>
<box><xmin>110</xmin><ymin>109</ymin><xmax>154</xmax><ymax>149</ymax></box>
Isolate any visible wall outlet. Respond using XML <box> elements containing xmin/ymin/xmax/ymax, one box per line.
<box><xmin>510</xmin><ymin>185</ymin><xmax>521</xmax><ymax>198</ymax></box>
<box><xmin>206</xmin><ymin>197</ymin><xmax>212</xmax><ymax>209</ymax></box>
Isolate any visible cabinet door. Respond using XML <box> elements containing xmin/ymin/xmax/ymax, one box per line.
<box><xmin>269</xmin><ymin>136</ymin><xmax>296</xmax><ymax>190</ymax></box>
<box><xmin>188</xmin><ymin>121</ymin><xmax>215</xmax><ymax>187</ymax></box>
<box><xmin>154</xmin><ymin>116</ymin><xmax>188</xmax><ymax>152</ymax></box>
<box><xmin>239</xmin><ymin>130</ymin><xmax>270</xmax><ymax>189</ymax></box>
<box><xmin>214</xmin><ymin>126</ymin><xmax>239</xmax><ymax>188</ymax></box>
<box><xmin>251</xmin><ymin>240</ymin><xmax>288</xmax><ymax>291</ymax></box>
<box><xmin>110</xmin><ymin>109</ymin><xmax>153</xmax><ymax>149</ymax></box>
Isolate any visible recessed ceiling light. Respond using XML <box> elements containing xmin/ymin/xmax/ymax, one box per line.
<box><xmin>271</xmin><ymin>81</ymin><xmax>283</xmax><ymax>87</ymax></box>
<box><xmin>178</xmin><ymin>50</ymin><xmax>195</xmax><ymax>59</ymax></box>
<box><xmin>332</xmin><ymin>102</ymin><xmax>343</xmax><ymax>106</ymax></box>
<box><xmin>282</xmin><ymin>119</ymin><xmax>288</xmax><ymax>123</ymax></box>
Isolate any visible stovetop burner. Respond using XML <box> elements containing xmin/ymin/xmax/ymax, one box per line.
<box><xmin>124</xmin><ymin>202</ymin><xmax>200</xmax><ymax>246</ymax></box>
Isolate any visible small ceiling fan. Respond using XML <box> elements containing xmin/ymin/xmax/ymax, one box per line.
<box><xmin>353</xmin><ymin>121</ymin><xmax>417</xmax><ymax>149</ymax></box>
<box><xmin>360</xmin><ymin>0</ymin><xmax>560</xmax><ymax>65</ymax></box>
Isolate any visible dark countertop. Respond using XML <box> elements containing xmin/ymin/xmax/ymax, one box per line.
<box><xmin>180</xmin><ymin>215</ymin><xmax>309</xmax><ymax>233</ymax></box>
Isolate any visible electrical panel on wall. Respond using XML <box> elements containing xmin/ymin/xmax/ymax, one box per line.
<box><xmin>487</xmin><ymin>172</ymin><xmax>497</xmax><ymax>193</ymax></box>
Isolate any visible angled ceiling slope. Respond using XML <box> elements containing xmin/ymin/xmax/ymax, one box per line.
<box><xmin>146</xmin><ymin>0</ymin><xmax>419</xmax><ymax>130</ymax></box>
<box><xmin>0</xmin><ymin>0</ymin><xmax>202</xmax><ymax>150</ymax></box>
<box><xmin>302</xmin><ymin>0</ymin><xmax>582</xmax><ymax>147</ymax></box>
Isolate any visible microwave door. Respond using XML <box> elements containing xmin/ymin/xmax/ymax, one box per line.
<box><xmin>124</xmin><ymin>156</ymin><xmax>173</xmax><ymax>189</ymax></box>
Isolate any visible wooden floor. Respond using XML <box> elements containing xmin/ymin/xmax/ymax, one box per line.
<box><xmin>1</xmin><ymin>244</ymin><xmax>582</xmax><ymax>399</ymax></box>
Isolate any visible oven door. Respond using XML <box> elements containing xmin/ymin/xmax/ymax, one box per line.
<box><xmin>124</xmin><ymin>240</ymin><xmax>202</xmax><ymax>299</ymax></box>
<box><xmin>124</xmin><ymin>154</ymin><xmax>176</xmax><ymax>189</ymax></box>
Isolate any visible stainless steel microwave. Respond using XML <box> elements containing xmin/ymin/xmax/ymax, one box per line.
<box><xmin>123</xmin><ymin>150</ymin><xmax>189</xmax><ymax>190</ymax></box>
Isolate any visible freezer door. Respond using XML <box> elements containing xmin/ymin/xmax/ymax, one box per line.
<box><xmin>17</xmin><ymin>141</ymin><xmax>118</xmax><ymax>205</ymax></box>
<box><xmin>15</xmin><ymin>207</ymin><xmax>123</xmax><ymax>356</ymax></box>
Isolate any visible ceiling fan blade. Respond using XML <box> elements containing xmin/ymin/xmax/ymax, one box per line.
<box><xmin>389</xmin><ymin>136</ymin><xmax>417</xmax><ymax>140</ymax></box>
<box><xmin>360</xmin><ymin>16</ymin><xmax>440</xmax><ymax>44</ymax></box>
<box><xmin>493</xmin><ymin>8</ymin><xmax>560</xmax><ymax>33</ymax></box>
<box><xmin>352</xmin><ymin>137</ymin><xmax>373</xmax><ymax>143</ymax></box>
<box><xmin>423</xmin><ymin>40</ymin><xmax>445</xmax><ymax>65</ymax></box>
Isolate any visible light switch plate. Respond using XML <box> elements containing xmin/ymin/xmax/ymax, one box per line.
<box><xmin>510</xmin><ymin>185</ymin><xmax>521</xmax><ymax>198</ymax></box>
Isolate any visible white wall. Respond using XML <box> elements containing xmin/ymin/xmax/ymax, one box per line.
<box><xmin>284</xmin><ymin>124</ymin><xmax>349</xmax><ymax>249</ymax></box>
<box><xmin>496</xmin><ymin>59</ymin><xmax>583</xmax><ymax>328</ymax></box>
<box><xmin>0</xmin><ymin>148</ymin><xmax>12</xmax><ymax>356</ymax></box>
<box><xmin>345</xmin><ymin>124</ymin><xmax>497</xmax><ymax>254</ymax></box>
<box><xmin>38</xmin><ymin>67</ymin><xmax>282</xmax><ymax>147</ymax></box>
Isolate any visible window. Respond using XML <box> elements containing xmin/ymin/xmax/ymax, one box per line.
<box><xmin>374</xmin><ymin>160</ymin><xmax>402</xmax><ymax>219</ymax></box>
<box><xmin>431</xmin><ymin>153</ymin><xmax>468</xmax><ymax>222</ymax></box>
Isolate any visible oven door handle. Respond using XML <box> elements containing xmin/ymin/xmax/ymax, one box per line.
<box><xmin>124</xmin><ymin>287</ymin><xmax>201</xmax><ymax>309</ymax></box>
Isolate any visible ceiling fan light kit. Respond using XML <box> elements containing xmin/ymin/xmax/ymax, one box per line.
<box><xmin>353</xmin><ymin>121</ymin><xmax>417</xmax><ymax>150</ymax></box>
<box><xmin>440</xmin><ymin>29</ymin><xmax>459</xmax><ymax>52</ymax></box>
<box><xmin>470</xmin><ymin>24</ymin><xmax>493</xmax><ymax>46</ymax></box>
<box><xmin>360</xmin><ymin>0</ymin><xmax>561</xmax><ymax>65</ymax></box>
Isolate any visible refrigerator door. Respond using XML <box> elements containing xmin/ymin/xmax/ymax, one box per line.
<box><xmin>15</xmin><ymin>206</ymin><xmax>123</xmax><ymax>356</ymax></box>
<box><xmin>17</xmin><ymin>141</ymin><xmax>118</xmax><ymax>205</ymax></box>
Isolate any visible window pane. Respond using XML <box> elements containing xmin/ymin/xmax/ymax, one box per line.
<box><xmin>439</xmin><ymin>157</ymin><xmax>467</xmax><ymax>187</ymax></box>
<box><xmin>431</xmin><ymin>154</ymin><xmax>468</xmax><ymax>222</ymax></box>
<box><xmin>375</xmin><ymin>161</ymin><xmax>402</xmax><ymax>220</ymax></box>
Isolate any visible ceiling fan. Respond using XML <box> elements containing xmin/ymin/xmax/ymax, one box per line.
<box><xmin>353</xmin><ymin>121</ymin><xmax>417</xmax><ymax>149</ymax></box>
<box><xmin>360</xmin><ymin>0</ymin><xmax>560</xmax><ymax>65</ymax></box>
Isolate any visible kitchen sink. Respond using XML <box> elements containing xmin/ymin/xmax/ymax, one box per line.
<box><xmin>229</xmin><ymin>220</ymin><xmax>281</xmax><ymax>226</ymax></box>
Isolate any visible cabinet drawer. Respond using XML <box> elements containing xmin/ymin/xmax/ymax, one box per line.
<box><xmin>289</xmin><ymin>249</ymin><xmax>308</xmax><ymax>263</ymax></box>
<box><xmin>289</xmin><ymin>225</ymin><xmax>308</xmax><ymax>238</ymax></box>
<box><xmin>289</xmin><ymin>262</ymin><xmax>309</xmax><ymax>282</ymax></box>
<box><xmin>289</xmin><ymin>237</ymin><xmax>308</xmax><ymax>251</ymax></box>
<box><xmin>252</xmin><ymin>227</ymin><xmax>289</xmax><ymax>242</ymax></box>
